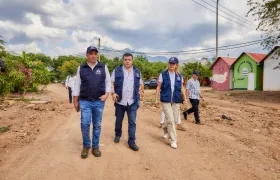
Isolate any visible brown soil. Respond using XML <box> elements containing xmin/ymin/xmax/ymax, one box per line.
<box><xmin>0</xmin><ymin>84</ymin><xmax>279</xmax><ymax>180</ymax></box>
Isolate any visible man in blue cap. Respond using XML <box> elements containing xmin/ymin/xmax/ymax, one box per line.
<box><xmin>72</xmin><ymin>46</ymin><xmax>111</xmax><ymax>159</ymax></box>
<box><xmin>155</xmin><ymin>57</ymin><xmax>187</xmax><ymax>149</ymax></box>
<box><xmin>183</xmin><ymin>70</ymin><xmax>203</xmax><ymax>124</ymax></box>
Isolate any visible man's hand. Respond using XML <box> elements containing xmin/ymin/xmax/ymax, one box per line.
<box><xmin>99</xmin><ymin>93</ymin><xmax>109</xmax><ymax>101</ymax></box>
<box><xmin>112</xmin><ymin>93</ymin><xmax>118</xmax><ymax>102</ymax></box>
<box><xmin>73</xmin><ymin>98</ymin><xmax>79</xmax><ymax>112</ymax></box>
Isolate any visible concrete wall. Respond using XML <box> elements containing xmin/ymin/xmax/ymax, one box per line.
<box><xmin>263</xmin><ymin>49</ymin><xmax>280</xmax><ymax>91</ymax></box>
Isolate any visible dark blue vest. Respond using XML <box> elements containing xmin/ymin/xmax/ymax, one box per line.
<box><xmin>160</xmin><ymin>70</ymin><xmax>182</xmax><ymax>103</ymax></box>
<box><xmin>79</xmin><ymin>62</ymin><xmax>106</xmax><ymax>101</ymax></box>
<box><xmin>113</xmin><ymin>65</ymin><xmax>140</xmax><ymax>103</ymax></box>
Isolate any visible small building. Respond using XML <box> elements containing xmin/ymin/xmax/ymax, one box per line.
<box><xmin>210</xmin><ymin>57</ymin><xmax>237</xmax><ymax>90</ymax></box>
<box><xmin>260</xmin><ymin>46</ymin><xmax>280</xmax><ymax>91</ymax></box>
<box><xmin>232</xmin><ymin>52</ymin><xmax>266</xmax><ymax>90</ymax></box>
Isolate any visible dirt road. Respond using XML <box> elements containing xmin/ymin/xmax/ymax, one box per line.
<box><xmin>0</xmin><ymin>84</ymin><xmax>279</xmax><ymax>180</ymax></box>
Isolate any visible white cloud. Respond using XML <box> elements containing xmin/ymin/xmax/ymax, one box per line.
<box><xmin>5</xmin><ymin>42</ymin><xmax>41</xmax><ymax>53</ymax></box>
<box><xmin>24</xmin><ymin>13</ymin><xmax>67</xmax><ymax>40</ymax></box>
<box><xmin>0</xmin><ymin>0</ymin><xmax>267</xmax><ymax>59</ymax></box>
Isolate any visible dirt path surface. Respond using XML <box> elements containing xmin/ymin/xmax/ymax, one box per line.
<box><xmin>1</xmin><ymin>84</ymin><xmax>280</xmax><ymax>180</ymax></box>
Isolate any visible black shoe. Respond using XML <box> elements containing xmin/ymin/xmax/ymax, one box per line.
<box><xmin>183</xmin><ymin>111</ymin><xmax>188</xmax><ymax>120</ymax></box>
<box><xmin>114</xmin><ymin>136</ymin><xmax>120</xmax><ymax>143</ymax></box>
<box><xmin>129</xmin><ymin>144</ymin><xmax>139</xmax><ymax>151</ymax></box>
<box><xmin>195</xmin><ymin>121</ymin><xmax>203</xmax><ymax>125</ymax></box>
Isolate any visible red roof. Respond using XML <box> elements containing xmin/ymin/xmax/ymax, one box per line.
<box><xmin>246</xmin><ymin>53</ymin><xmax>266</xmax><ymax>63</ymax></box>
<box><xmin>221</xmin><ymin>57</ymin><xmax>237</xmax><ymax>66</ymax></box>
<box><xmin>210</xmin><ymin>57</ymin><xmax>237</xmax><ymax>69</ymax></box>
<box><xmin>232</xmin><ymin>52</ymin><xmax>267</xmax><ymax>66</ymax></box>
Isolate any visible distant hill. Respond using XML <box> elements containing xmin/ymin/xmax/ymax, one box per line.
<box><xmin>99</xmin><ymin>48</ymin><xmax>169</xmax><ymax>62</ymax></box>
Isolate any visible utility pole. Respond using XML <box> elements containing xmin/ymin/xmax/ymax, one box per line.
<box><xmin>98</xmin><ymin>38</ymin><xmax>101</xmax><ymax>61</ymax></box>
<box><xmin>216</xmin><ymin>0</ymin><xmax>219</xmax><ymax>59</ymax></box>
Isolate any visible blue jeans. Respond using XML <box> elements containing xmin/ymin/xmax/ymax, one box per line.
<box><xmin>114</xmin><ymin>101</ymin><xmax>139</xmax><ymax>146</ymax></box>
<box><xmin>80</xmin><ymin>100</ymin><xmax>105</xmax><ymax>148</ymax></box>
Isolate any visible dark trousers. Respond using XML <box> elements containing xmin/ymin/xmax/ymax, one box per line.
<box><xmin>68</xmin><ymin>87</ymin><xmax>72</xmax><ymax>103</ymax></box>
<box><xmin>185</xmin><ymin>99</ymin><xmax>200</xmax><ymax>122</ymax></box>
<box><xmin>115</xmin><ymin>101</ymin><xmax>139</xmax><ymax>146</ymax></box>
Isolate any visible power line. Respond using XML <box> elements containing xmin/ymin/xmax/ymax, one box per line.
<box><xmin>210</xmin><ymin>0</ymin><xmax>254</xmax><ymax>25</ymax></box>
<box><xmin>100</xmin><ymin>41</ymin><xmax>261</xmax><ymax>55</ymax></box>
<box><xmin>191</xmin><ymin>0</ymin><xmax>254</xmax><ymax>30</ymax></box>
<box><xmin>100</xmin><ymin>39</ymin><xmax>263</xmax><ymax>55</ymax></box>
<box><xmin>201</xmin><ymin>0</ymin><xmax>255</xmax><ymax>27</ymax></box>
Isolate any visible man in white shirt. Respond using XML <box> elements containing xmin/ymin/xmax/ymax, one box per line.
<box><xmin>72</xmin><ymin>46</ymin><xmax>111</xmax><ymax>159</ymax></box>
<box><xmin>183</xmin><ymin>70</ymin><xmax>203</xmax><ymax>125</ymax></box>
<box><xmin>65</xmin><ymin>73</ymin><xmax>76</xmax><ymax>103</ymax></box>
<box><xmin>111</xmin><ymin>53</ymin><xmax>144</xmax><ymax>151</ymax></box>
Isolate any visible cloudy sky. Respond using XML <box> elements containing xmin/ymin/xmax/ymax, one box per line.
<box><xmin>0</xmin><ymin>0</ymin><xmax>268</xmax><ymax>59</ymax></box>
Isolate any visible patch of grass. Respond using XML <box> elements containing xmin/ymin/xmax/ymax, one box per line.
<box><xmin>0</xmin><ymin>126</ymin><xmax>10</xmax><ymax>133</ymax></box>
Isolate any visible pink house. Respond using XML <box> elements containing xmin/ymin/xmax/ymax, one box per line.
<box><xmin>210</xmin><ymin>57</ymin><xmax>237</xmax><ymax>90</ymax></box>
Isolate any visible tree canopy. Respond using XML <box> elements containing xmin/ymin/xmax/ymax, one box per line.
<box><xmin>247</xmin><ymin>0</ymin><xmax>280</xmax><ymax>50</ymax></box>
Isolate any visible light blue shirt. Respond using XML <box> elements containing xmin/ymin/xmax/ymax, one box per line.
<box><xmin>186</xmin><ymin>78</ymin><xmax>200</xmax><ymax>100</ymax></box>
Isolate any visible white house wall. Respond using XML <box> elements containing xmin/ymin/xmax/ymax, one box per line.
<box><xmin>263</xmin><ymin>49</ymin><xmax>280</xmax><ymax>91</ymax></box>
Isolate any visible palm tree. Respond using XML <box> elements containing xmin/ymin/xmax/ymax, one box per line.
<box><xmin>0</xmin><ymin>35</ymin><xmax>6</xmax><ymax>51</ymax></box>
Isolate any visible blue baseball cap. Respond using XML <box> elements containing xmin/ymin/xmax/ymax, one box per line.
<box><xmin>193</xmin><ymin>70</ymin><xmax>199</xmax><ymax>76</ymax></box>
<box><xmin>86</xmin><ymin>46</ymin><xmax>98</xmax><ymax>53</ymax></box>
<box><xmin>168</xmin><ymin>57</ymin><xmax>179</xmax><ymax>64</ymax></box>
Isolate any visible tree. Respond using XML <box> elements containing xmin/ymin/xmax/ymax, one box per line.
<box><xmin>247</xmin><ymin>0</ymin><xmax>280</xmax><ymax>50</ymax></box>
<box><xmin>181</xmin><ymin>62</ymin><xmax>212</xmax><ymax>79</ymax></box>
<box><xmin>58</xmin><ymin>60</ymin><xmax>80</xmax><ymax>80</ymax></box>
<box><xmin>0</xmin><ymin>51</ymin><xmax>51</xmax><ymax>96</ymax></box>
<box><xmin>0</xmin><ymin>35</ymin><xmax>5</xmax><ymax>51</ymax></box>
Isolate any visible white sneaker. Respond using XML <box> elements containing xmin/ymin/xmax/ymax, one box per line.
<box><xmin>170</xmin><ymin>142</ymin><xmax>177</xmax><ymax>149</ymax></box>
<box><xmin>162</xmin><ymin>133</ymin><xmax>168</xmax><ymax>139</ymax></box>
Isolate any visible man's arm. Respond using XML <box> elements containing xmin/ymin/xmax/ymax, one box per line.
<box><xmin>65</xmin><ymin>76</ymin><xmax>69</xmax><ymax>87</ymax></box>
<box><xmin>139</xmin><ymin>72</ymin><xmax>144</xmax><ymax>99</ymax></box>
<box><xmin>110</xmin><ymin>69</ymin><xmax>118</xmax><ymax>102</ymax></box>
<box><xmin>104</xmin><ymin>65</ymin><xmax>111</xmax><ymax>94</ymax></box>
<box><xmin>199</xmin><ymin>84</ymin><xmax>203</xmax><ymax>99</ymax></box>
<box><xmin>73</xmin><ymin>67</ymin><xmax>81</xmax><ymax>111</ymax></box>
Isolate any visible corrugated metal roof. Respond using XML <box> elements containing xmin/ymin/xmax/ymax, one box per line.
<box><xmin>246</xmin><ymin>53</ymin><xmax>266</xmax><ymax>63</ymax></box>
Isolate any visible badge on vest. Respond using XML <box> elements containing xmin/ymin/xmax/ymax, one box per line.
<box><xmin>96</xmin><ymin>69</ymin><xmax>101</xmax><ymax>75</ymax></box>
<box><xmin>136</xmin><ymin>73</ymin><xmax>140</xmax><ymax>78</ymax></box>
<box><xmin>177</xmin><ymin>76</ymin><xmax>181</xmax><ymax>81</ymax></box>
